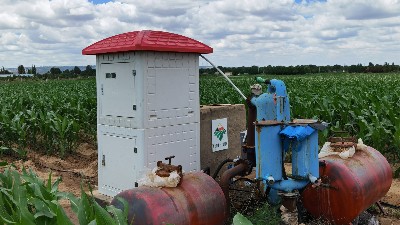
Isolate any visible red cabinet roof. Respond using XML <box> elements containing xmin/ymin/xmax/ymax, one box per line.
<box><xmin>82</xmin><ymin>30</ymin><xmax>213</xmax><ymax>55</ymax></box>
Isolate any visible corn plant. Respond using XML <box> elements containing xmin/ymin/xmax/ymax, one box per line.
<box><xmin>0</xmin><ymin>167</ymin><xmax>73</xmax><ymax>225</ymax></box>
<box><xmin>49</xmin><ymin>113</ymin><xmax>80</xmax><ymax>157</ymax></box>
<box><xmin>68</xmin><ymin>188</ymin><xmax>131</xmax><ymax>225</ymax></box>
<box><xmin>0</xmin><ymin>163</ymin><xmax>131</xmax><ymax>225</ymax></box>
<box><xmin>0</xmin><ymin>79</ymin><xmax>96</xmax><ymax>157</ymax></box>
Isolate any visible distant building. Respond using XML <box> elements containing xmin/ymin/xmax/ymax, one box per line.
<box><xmin>0</xmin><ymin>74</ymin><xmax>34</xmax><ymax>78</ymax></box>
<box><xmin>15</xmin><ymin>74</ymin><xmax>34</xmax><ymax>77</ymax></box>
<box><xmin>214</xmin><ymin>71</ymin><xmax>233</xmax><ymax>76</ymax></box>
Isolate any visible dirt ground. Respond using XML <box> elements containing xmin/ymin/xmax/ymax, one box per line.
<box><xmin>0</xmin><ymin>143</ymin><xmax>97</xmax><ymax>225</ymax></box>
<box><xmin>379</xmin><ymin>179</ymin><xmax>400</xmax><ymax>225</ymax></box>
<box><xmin>1</xmin><ymin>144</ymin><xmax>400</xmax><ymax>225</ymax></box>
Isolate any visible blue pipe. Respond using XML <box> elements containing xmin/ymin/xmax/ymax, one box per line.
<box><xmin>268</xmin><ymin>179</ymin><xmax>309</xmax><ymax>192</ymax></box>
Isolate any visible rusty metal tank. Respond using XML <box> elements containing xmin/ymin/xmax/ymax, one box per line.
<box><xmin>111</xmin><ymin>172</ymin><xmax>227</xmax><ymax>225</ymax></box>
<box><xmin>301</xmin><ymin>146</ymin><xmax>392</xmax><ymax>225</ymax></box>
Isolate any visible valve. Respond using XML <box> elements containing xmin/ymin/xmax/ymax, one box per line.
<box><xmin>255</xmin><ymin>77</ymin><xmax>271</xmax><ymax>84</ymax></box>
<box><xmin>165</xmin><ymin>155</ymin><xmax>175</xmax><ymax>165</ymax></box>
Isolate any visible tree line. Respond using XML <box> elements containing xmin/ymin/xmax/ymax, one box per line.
<box><xmin>0</xmin><ymin>65</ymin><xmax>96</xmax><ymax>79</ymax></box>
<box><xmin>200</xmin><ymin>62</ymin><xmax>400</xmax><ymax>75</ymax></box>
<box><xmin>3</xmin><ymin>61</ymin><xmax>399</xmax><ymax>79</ymax></box>
<box><xmin>0</xmin><ymin>67</ymin><xmax>13</xmax><ymax>74</ymax></box>
<box><xmin>42</xmin><ymin>65</ymin><xmax>96</xmax><ymax>78</ymax></box>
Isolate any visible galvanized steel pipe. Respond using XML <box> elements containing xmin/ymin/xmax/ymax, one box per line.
<box><xmin>200</xmin><ymin>55</ymin><xmax>247</xmax><ymax>100</ymax></box>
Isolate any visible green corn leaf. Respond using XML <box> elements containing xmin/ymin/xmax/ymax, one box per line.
<box><xmin>32</xmin><ymin>198</ymin><xmax>56</xmax><ymax>219</ymax></box>
<box><xmin>51</xmin><ymin>177</ymin><xmax>62</xmax><ymax>195</ymax></box>
<box><xmin>0</xmin><ymin>193</ymin><xmax>16</xmax><ymax>224</ymax></box>
<box><xmin>114</xmin><ymin>197</ymin><xmax>129</xmax><ymax>222</ymax></box>
<box><xmin>233</xmin><ymin>213</ymin><xmax>253</xmax><ymax>225</ymax></box>
<box><xmin>77</xmin><ymin>186</ymin><xmax>95</xmax><ymax>225</ymax></box>
<box><xmin>64</xmin><ymin>193</ymin><xmax>80</xmax><ymax>214</ymax></box>
<box><xmin>106</xmin><ymin>205</ymin><xmax>126</xmax><ymax>225</ymax></box>
<box><xmin>52</xmin><ymin>201</ymin><xmax>74</xmax><ymax>225</ymax></box>
<box><xmin>93</xmin><ymin>201</ymin><xmax>116</xmax><ymax>225</ymax></box>
<box><xmin>47</xmin><ymin>171</ymin><xmax>53</xmax><ymax>191</ymax></box>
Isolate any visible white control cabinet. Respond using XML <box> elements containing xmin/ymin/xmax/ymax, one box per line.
<box><xmin>83</xmin><ymin>30</ymin><xmax>212</xmax><ymax>197</ymax></box>
<box><xmin>96</xmin><ymin>51</ymin><xmax>200</xmax><ymax>196</ymax></box>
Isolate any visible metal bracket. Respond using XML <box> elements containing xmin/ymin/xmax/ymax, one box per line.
<box><xmin>134</xmin><ymin>147</ymin><xmax>137</xmax><ymax>153</ymax></box>
<box><xmin>133</xmin><ymin>105</ymin><xmax>136</xmax><ymax>110</ymax></box>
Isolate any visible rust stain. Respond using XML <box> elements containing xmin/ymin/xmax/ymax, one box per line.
<box><xmin>156</xmin><ymin>161</ymin><xmax>183</xmax><ymax>179</ymax></box>
<box><xmin>255</xmin><ymin>120</ymin><xmax>284</xmax><ymax>126</ymax></box>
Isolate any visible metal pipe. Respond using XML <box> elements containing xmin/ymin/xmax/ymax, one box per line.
<box><xmin>241</xmin><ymin>97</ymin><xmax>257</xmax><ymax>167</ymax></box>
<box><xmin>212</xmin><ymin>158</ymin><xmax>234</xmax><ymax>179</ymax></box>
<box><xmin>201</xmin><ymin>167</ymin><xmax>210</xmax><ymax>175</ymax></box>
<box><xmin>267</xmin><ymin>176</ymin><xmax>275</xmax><ymax>185</ymax></box>
<box><xmin>219</xmin><ymin>162</ymin><xmax>247</xmax><ymax>219</ymax></box>
<box><xmin>269</xmin><ymin>179</ymin><xmax>309</xmax><ymax>192</ymax></box>
<box><xmin>200</xmin><ymin>55</ymin><xmax>247</xmax><ymax>100</ymax></box>
<box><xmin>245</xmin><ymin>97</ymin><xmax>256</xmax><ymax>147</ymax></box>
<box><xmin>375</xmin><ymin>201</ymin><xmax>386</xmax><ymax>215</ymax></box>
<box><xmin>308</xmin><ymin>174</ymin><xmax>318</xmax><ymax>184</ymax></box>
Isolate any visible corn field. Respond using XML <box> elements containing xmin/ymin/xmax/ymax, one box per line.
<box><xmin>1</xmin><ymin>73</ymin><xmax>399</xmax><ymax>161</ymax></box>
<box><xmin>0</xmin><ymin>79</ymin><xmax>96</xmax><ymax>158</ymax></box>
<box><xmin>200</xmin><ymin>73</ymin><xmax>400</xmax><ymax>160</ymax></box>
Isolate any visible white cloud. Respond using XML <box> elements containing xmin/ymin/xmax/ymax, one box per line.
<box><xmin>329</xmin><ymin>0</ymin><xmax>400</xmax><ymax>20</ymax></box>
<box><xmin>0</xmin><ymin>0</ymin><xmax>399</xmax><ymax>68</ymax></box>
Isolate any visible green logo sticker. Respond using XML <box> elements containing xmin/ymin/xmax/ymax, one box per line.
<box><xmin>214</xmin><ymin>124</ymin><xmax>226</xmax><ymax>141</ymax></box>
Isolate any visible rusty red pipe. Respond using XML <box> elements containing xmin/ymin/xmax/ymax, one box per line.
<box><xmin>219</xmin><ymin>162</ymin><xmax>248</xmax><ymax>219</ymax></box>
<box><xmin>241</xmin><ymin>97</ymin><xmax>256</xmax><ymax>166</ymax></box>
<box><xmin>245</xmin><ymin>97</ymin><xmax>256</xmax><ymax>148</ymax></box>
<box><xmin>212</xmin><ymin>158</ymin><xmax>234</xmax><ymax>179</ymax></box>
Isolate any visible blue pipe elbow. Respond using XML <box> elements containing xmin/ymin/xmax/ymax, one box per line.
<box><xmin>269</xmin><ymin>179</ymin><xmax>309</xmax><ymax>192</ymax></box>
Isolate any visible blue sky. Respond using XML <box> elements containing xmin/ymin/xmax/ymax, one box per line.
<box><xmin>1</xmin><ymin>0</ymin><xmax>399</xmax><ymax>68</ymax></box>
<box><xmin>91</xmin><ymin>0</ymin><xmax>112</xmax><ymax>4</ymax></box>
<box><xmin>295</xmin><ymin>0</ymin><xmax>327</xmax><ymax>3</ymax></box>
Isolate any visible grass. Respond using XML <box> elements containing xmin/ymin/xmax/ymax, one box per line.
<box><xmin>247</xmin><ymin>203</ymin><xmax>281</xmax><ymax>225</ymax></box>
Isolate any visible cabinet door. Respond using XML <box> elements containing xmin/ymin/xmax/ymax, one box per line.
<box><xmin>98</xmin><ymin>134</ymin><xmax>138</xmax><ymax>196</ymax></box>
<box><xmin>99</xmin><ymin>62</ymin><xmax>136</xmax><ymax>118</ymax></box>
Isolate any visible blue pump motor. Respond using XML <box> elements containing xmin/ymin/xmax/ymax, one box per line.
<box><xmin>250</xmin><ymin>78</ymin><xmax>319</xmax><ymax>198</ymax></box>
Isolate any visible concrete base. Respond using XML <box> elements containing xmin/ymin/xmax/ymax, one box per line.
<box><xmin>200</xmin><ymin>104</ymin><xmax>246</xmax><ymax>178</ymax></box>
